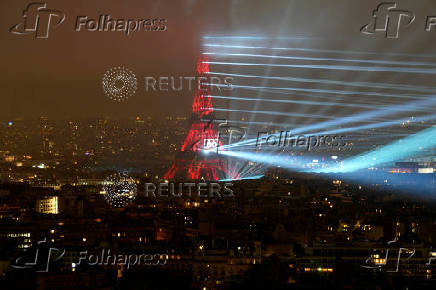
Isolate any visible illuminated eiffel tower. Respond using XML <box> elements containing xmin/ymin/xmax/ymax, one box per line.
<box><xmin>164</xmin><ymin>56</ymin><xmax>238</xmax><ymax>181</ymax></box>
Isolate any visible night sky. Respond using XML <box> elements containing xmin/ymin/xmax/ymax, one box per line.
<box><xmin>1</xmin><ymin>0</ymin><xmax>435</xmax><ymax>120</ymax></box>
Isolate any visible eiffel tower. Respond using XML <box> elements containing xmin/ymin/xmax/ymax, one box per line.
<box><xmin>164</xmin><ymin>56</ymin><xmax>238</xmax><ymax>181</ymax></box>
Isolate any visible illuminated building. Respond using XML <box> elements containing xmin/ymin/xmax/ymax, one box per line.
<box><xmin>164</xmin><ymin>56</ymin><xmax>238</xmax><ymax>181</ymax></box>
<box><xmin>36</xmin><ymin>196</ymin><xmax>59</xmax><ymax>214</ymax></box>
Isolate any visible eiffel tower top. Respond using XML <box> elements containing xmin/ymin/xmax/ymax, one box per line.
<box><xmin>192</xmin><ymin>56</ymin><xmax>214</xmax><ymax>119</ymax></box>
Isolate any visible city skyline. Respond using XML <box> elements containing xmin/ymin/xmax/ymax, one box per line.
<box><xmin>1</xmin><ymin>1</ymin><xmax>435</xmax><ymax>289</ymax></box>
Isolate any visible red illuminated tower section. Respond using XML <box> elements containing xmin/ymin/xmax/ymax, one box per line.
<box><xmin>164</xmin><ymin>56</ymin><xmax>236</xmax><ymax>181</ymax></box>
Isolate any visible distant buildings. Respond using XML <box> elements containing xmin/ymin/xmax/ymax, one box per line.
<box><xmin>36</xmin><ymin>196</ymin><xmax>58</xmax><ymax>214</ymax></box>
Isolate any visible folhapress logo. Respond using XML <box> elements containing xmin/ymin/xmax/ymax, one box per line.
<box><xmin>11</xmin><ymin>238</ymin><xmax>65</xmax><ymax>272</ymax></box>
<box><xmin>361</xmin><ymin>2</ymin><xmax>415</xmax><ymax>38</ymax></box>
<box><xmin>10</xmin><ymin>3</ymin><xmax>167</xmax><ymax>39</ymax></box>
<box><xmin>10</xmin><ymin>2</ymin><xmax>65</xmax><ymax>39</ymax></box>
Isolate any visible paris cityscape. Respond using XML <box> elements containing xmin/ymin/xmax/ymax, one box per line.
<box><xmin>1</xmin><ymin>0</ymin><xmax>436</xmax><ymax>289</ymax></box>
